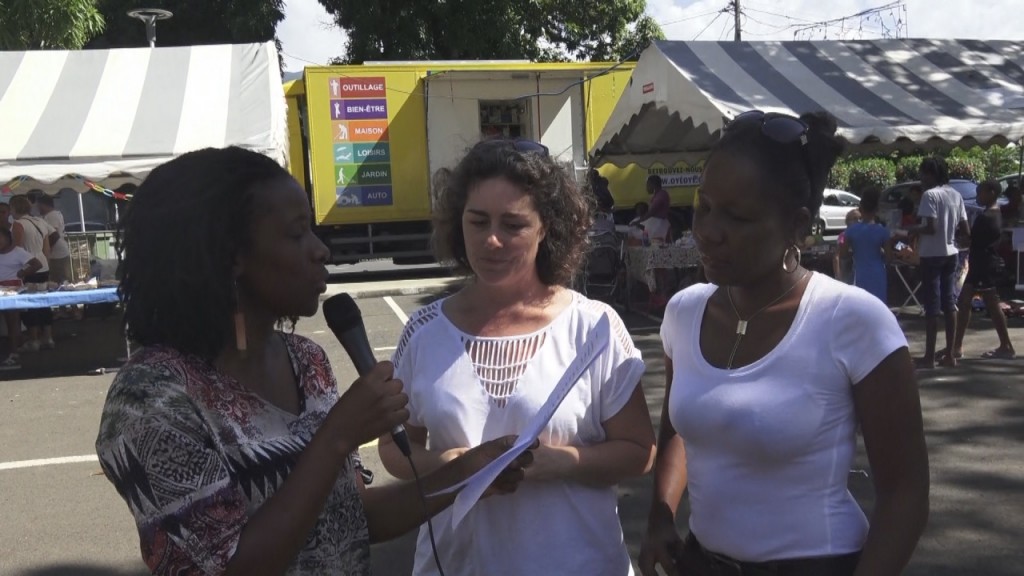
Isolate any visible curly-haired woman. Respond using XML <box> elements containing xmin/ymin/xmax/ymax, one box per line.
<box><xmin>378</xmin><ymin>138</ymin><xmax>656</xmax><ymax>576</ymax></box>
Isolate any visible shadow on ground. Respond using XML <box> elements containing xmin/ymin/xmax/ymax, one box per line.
<box><xmin>0</xmin><ymin>309</ymin><xmax>127</xmax><ymax>381</ymax></box>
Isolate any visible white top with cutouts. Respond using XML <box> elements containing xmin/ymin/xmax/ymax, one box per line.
<box><xmin>393</xmin><ymin>290</ymin><xmax>644</xmax><ymax>576</ymax></box>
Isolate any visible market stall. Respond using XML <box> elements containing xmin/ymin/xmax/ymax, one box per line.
<box><xmin>0</xmin><ymin>41</ymin><xmax>288</xmax><ymax>229</ymax></box>
<box><xmin>592</xmin><ymin>39</ymin><xmax>1024</xmax><ymax>167</ymax></box>
<box><xmin>0</xmin><ymin>42</ymin><xmax>288</xmax><ymax>370</ymax></box>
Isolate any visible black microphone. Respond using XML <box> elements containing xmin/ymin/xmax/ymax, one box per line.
<box><xmin>323</xmin><ymin>293</ymin><xmax>411</xmax><ymax>457</ymax></box>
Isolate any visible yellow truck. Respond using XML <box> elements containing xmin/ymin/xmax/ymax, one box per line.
<box><xmin>285</xmin><ymin>61</ymin><xmax>646</xmax><ymax>264</ymax></box>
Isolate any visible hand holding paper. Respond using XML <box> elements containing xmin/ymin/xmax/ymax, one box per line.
<box><xmin>431</xmin><ymin>315</ymin><xmax>611</xmax><ymax>528</ymax></box>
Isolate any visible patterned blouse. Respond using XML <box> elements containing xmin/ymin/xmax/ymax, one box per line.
<box><xmin>95</xmin><ymin>333</ymin><xmax>370</xmax><ymax>575</ymax></box>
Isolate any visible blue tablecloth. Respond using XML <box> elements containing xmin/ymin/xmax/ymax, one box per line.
<box><xmin>0</xmin><ymin>287</ymin><xmax>119</xmax><ymax>311</ymax></box>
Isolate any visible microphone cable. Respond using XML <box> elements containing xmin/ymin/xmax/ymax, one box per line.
<box><xmin>391</xmin><ymin>433</ymin><xmax>446</xmax><ymax>576</ymax></box>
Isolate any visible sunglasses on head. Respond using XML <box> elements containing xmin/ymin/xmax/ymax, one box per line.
<box><xmin>478</xmin><ymin>137</ymin><xmax>550</xmax><ymax>157</ymax></box>
<box><xmin>725</xmin><ymin>110</ymin><xmax>808</xmax><ymax>146</ymax></box>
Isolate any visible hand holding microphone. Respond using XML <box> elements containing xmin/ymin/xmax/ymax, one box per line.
<box><xmin>322</xmin><ymin>360</ymin><xmax>408</xmax><ymax>457</ymax></box>
<box><xmin>321</xmin><ymin>294</ymin><xmax>410</xmax><ymax>457</ymax></box>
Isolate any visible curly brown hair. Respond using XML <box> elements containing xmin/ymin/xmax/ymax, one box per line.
<box><xmin>432</xmin><ymin>139</ymin><xmax>592</xmax><ymax>287</ymax></box>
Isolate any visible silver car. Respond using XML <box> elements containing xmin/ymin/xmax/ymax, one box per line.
<box><xmin>813</xmin><ymin>189</ymin><xmax>861</xmax><ymax>235</ymax></box>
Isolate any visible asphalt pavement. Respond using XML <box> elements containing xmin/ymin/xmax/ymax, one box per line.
<box><xmin>1</xmin><ymin>274</ymin><xmax>1022</xmax><ymax>575</ymax></box>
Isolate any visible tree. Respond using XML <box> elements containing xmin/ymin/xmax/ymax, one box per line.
<box><xmin>319</xmin><ymin>0</ymin><xmax>663</xmax><ymax>64</ymax></box>
<box><xmin>0</xmin><ymin>0</ymin><xmax>105</xmax><ymax>50</ymax></box>
<box><xmin>86</xmin><ymin>0</ymin><xmax>284</xmax><ymax>49</ymax></box>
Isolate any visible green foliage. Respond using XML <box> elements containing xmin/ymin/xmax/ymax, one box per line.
<box><xmin>978</xmin><ymin>146</ymin><xmax>1022</xmax><ymax>179</ymax></box>
<box><xmin>832</xmin><ymin>145</ymin><xmax>1023</xmax><ymax>193</ymax></box>
<box><xmin>895</xmin><ymin>155</ymin><xmax>924</xmax><ymax>182</ymax></box>
<box><xmin>87</xmin><ymin>0</ymin><xmax>284</xmax><ymax>48</ymax></box>
<box><xmin>0</xmin><ymin>0</ymin><xmax>105</xmax><ymax>49</ymax></box>
<box><xmin>945</xmin><ymin>155</ymin><xmax>985</xmax><ymax>181</ymax></box>
<box><xmin>846</xmin><ymin>158</ymin><xmax>895</xmax><ymax>194</ymax></box>
<box><xmin>318</xmin><ymin>0</ymin><xmax>663</xmax><ymax>63</ymax></box>
<box><xmin>828</xmin><ymin>160</ymin><xmax>851</xmax><ymax>191</ymax></box>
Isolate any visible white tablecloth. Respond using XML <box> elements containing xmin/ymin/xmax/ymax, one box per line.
<box><xmin>626</xmin><ymin>245</ymin><xmax>701</xmax><ymax>291</ymax></box>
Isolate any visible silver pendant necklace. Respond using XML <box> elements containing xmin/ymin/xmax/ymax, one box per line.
<box><xmin>725</xmin><ymin>271</ymin><xmax>809</xmax><ymax>369</ymax></box>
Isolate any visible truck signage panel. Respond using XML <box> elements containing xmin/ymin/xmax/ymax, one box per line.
<box><xmin>335</xmin><ymin>185</ymin><xmax>394</xmax><ymax>207</ymax></box>
<box><xmin>329</xmin><ymin>77</ymin><xmax>387</xmax><ymax>99</ymax></box>
<box><xmin>323</xmin><ymin>76</ymin><xmax>396</xmax><ymax>207</ymax></box>
<box><xmin>330</xmin><ymin>98</ymin><xmax>389</xmax><ymax>120</ymax></box>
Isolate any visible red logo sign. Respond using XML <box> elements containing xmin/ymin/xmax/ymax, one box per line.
<box><xmin>642</xmin><ymin>82</ymin><xmax>655</xmax><ymax>94</ymax></box>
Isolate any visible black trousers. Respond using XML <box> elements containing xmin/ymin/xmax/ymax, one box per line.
<box><xmin>676</xmin><ymin>533</ymin><xmax>861</xmax><ymax>576</ymax></box>
<box><xmin>22</xmin><ymin>272</ymin><xmax>53</xmax><ymax>328</ymax></box>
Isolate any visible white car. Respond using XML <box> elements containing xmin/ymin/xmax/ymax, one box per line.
<box><xmin>813</xmin><ymin>189</ymin><xmax>861</xmax><ymax>235</ymax></box>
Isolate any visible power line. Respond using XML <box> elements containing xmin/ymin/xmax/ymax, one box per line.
<box><xmin>693</xmin><ymin>10</ymin><xmax>727</xmax><ymax>41</ymax></box>
<box><xmin>658</xmin><ymin>9</ymin><xmax>724</xmax><ymax>28</ymax></box>
<box><xmin>719</xmin><ymin>17</ymin><xmax>734</xmax><ymax>41</ymax></box>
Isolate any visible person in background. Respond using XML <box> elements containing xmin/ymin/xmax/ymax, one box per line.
<box><xmin>95</xmin><ymin>146</ymin><xmax>533</xmax><ymax>576</ymax></box>
<box><xmin>10</xmin><ymin>195</ymin><xmax>56</xmax><ymax>351</ymax></box>
<box><xmin>0</xmin><ymin>201</ymin><xmax>11</xmax><ymax>231</ymax></box>
<box><xmin>908</xmin><ymin>157</ymin><xmax>970</xmax><ymax>369</ymax></box>
<box><xmin>833</xmin><ymin>208</ymin><xmax>861</xmax><ymax>283</ymax></box>
<box><xmin>589</xmin><ymin>169</ymin><xmax>617</xmax><ymax>236</ymax></box>
<box><xmin>1000</xmin><ymin>180</ymin><xmax>1021</xmax><ymax>228</ymax></box>
<box><xmin>640</xmin><ymin>110</ymin><xmax>928</xmax><ymax>576</ymax></box>
<box><xmin>996</xmin><ymin>180</ymin><xmax>1022</xmax><ymax>279</ymax></box>
<box><xmin>951</xmin><ymin>180</ymin><xmax>1016</xmax><ymax>360</ymax></box>
<box><xmin>589</xmin><ymin>168</ymin><xmax>616</xmax><ymax>214</ymax></box>
<box><xmin>37</xmin><ymin>195</ymin><xmax>71</xmax><ymax>285</ymax></box>
<box><xmin>841</xmin><ymin>187</ymin><xmax>892</xmax><ymax>303</ymax></box>
<box><xmin>898</xmin><ymin>185</ymin><xmax>922</xmax><ymax>229</ymax></box>
<box><xmin>629</xmin><ymin>201</ymin><xmax>650</xmax><ymax>230</ymax></box>
<box><xmin>641</xmin><ymin>175</ymin><xmax>672</xmax><ymax>242</ymax></box>
<box><xmin>379</xmin><ymin>138</ymin><xmax>655</xmax><ymax>576</ymax></box>
<box><xmin>0</xmin><ymin>227</ymin><xmax>43</xmax><ymax>370</ymax></box>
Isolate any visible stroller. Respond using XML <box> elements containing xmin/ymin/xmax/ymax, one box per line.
<box><xmin>579</xmin><ymin>231</ymin><xmax>624</xmax><ymax>301</ymax></box>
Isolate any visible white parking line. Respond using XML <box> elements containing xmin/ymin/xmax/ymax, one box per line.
<box><xmin>383</xmin><ymin>296</ymin><xmax>409</xmax><ymax>324</ymax></box>
<box><xmin>373</xmin><ymin>346</ymin><xmax>397</xmax><ymax>352</ymax></box>
<box><xmin>0</xmin><ymin>454</ymin><xmax>99</xmax><ymax>471</ymax></box>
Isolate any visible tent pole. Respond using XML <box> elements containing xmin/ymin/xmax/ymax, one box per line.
<box><xmin>77</xmin><ymin>192</ymin><xmax>86</xmax><ymax>233</ymax></box>
<box><xmin>1018</xmin><ymin>138</ymin><xmax>1022</xmax><ymax>181</ymax></box>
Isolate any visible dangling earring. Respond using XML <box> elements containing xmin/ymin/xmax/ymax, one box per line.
<box><xmin>234</xmin><ymin>281</ymin><xmax>247</xmax><ymax>354</ymax></box>
<box><xmin>781</xmin><ymin>245</ymin><xmax>801</xmax><ymax>273</ymax></box>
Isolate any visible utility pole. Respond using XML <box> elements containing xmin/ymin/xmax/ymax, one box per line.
<box><xmin>733</xmin><ymin>0</ymin><xmax>742</xmax><ymax>40</ymax></box>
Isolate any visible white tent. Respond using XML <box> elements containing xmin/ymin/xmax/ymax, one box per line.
<box><xmin>0</xmin><ymin>42</ymin><xmax>287</xmax><ymax>209</ymax></box>
<box><xmin>592</xmin><ymin>39</ymin><xmax>1024</xmax><ymax>167</ymax></box>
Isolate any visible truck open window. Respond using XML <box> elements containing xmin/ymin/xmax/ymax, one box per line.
<box><xmin>479</xmin><ymin>101</ymin><xmax>529</xmax><ymax>139</ymax></box>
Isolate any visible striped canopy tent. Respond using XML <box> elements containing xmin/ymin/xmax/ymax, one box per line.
<box><xmin>0</xmin><ymin>42</ymin><xmax>287</xmax><ymax>200</ymax></box>
<box><xmin>591</xmin><ymin>39</ymin><xmax>1024</xmax><ymax>167</ymax></box>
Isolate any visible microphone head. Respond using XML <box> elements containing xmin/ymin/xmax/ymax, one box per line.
<box><xmin>323</xmin><ymin>293</ymin><xmax>363</xmax><ymax>334</ymax></box>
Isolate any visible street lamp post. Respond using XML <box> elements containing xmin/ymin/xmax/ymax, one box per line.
<box><xmin>127</xmin><ymin>8</ymin><xmax>173</xmax><ymax>48</ymax></box>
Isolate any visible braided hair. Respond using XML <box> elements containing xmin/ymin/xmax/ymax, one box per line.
<box><xmin>117</xmin><ymin>147</ymin><xmax>292</xmax><ymax>360</ymax></box>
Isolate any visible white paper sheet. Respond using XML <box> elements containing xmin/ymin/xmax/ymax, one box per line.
<box><xmin>430</xmin><ymin>314</ymin><xmax>611</xmax><ymax>528</ymax></box>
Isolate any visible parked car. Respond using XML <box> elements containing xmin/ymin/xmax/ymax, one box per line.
<box><xmin>813</xmin><ymin>189</ymin><xmax>861</xmax><ymax>235</ymax></box>
<box><xmin>996</xmin><ymin>173</ymin><xmax>1021</xmax><ymax>192</ymax></box>
<box><xmin>880</xmin><ymin>179</ymin><xmax>991</xmax><ymax>224</ymax></box>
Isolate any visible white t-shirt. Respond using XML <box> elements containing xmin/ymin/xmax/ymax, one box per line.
<box><xmin>43</xmin><ymin>210</ymin><xmax>69</xmax><ymax>259</ymax></box>
<box><xmin>916</xmin><ymin>184</ymin><xmax>967</xmax><ymax>258</ymax></box>
<box><xmin>0</xmin><ymin>247</ymin><xmax>33</xmax><ymax>282</ymax></box>
<box><xmin>15</xmin><ymin>215</ymin><xmax>55</xmax><ymax>273</ymax></box>
<box><xmin>393</xmin><ymin>291</ymin><xmax>645</xmax><ymax>576</ymax></box>
<box><xmin>661</xmin><ymin>273</ymin><xmax>907</xmax><ymax>562</ymax></box>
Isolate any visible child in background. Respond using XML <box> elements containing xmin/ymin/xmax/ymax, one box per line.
<box><xmin>833</xmin><ymin>209</ymin><xmax>861</xmax><ymax>283</ymax></box>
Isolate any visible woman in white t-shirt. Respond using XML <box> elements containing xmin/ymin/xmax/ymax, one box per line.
<box><xmin>0</xmin><ymin>226</ymin><xmax>42</xmax><ymax>370</ymax></box>
<box><xmin>378</xmin><ymin>138</ymin><xmax>655</xmax><ymax>576</ymax></box>
<box><xmin>639</xmin><ymin>111</ymin><xmax>929</xmax><ymax>576</ymax></box>
<box><xmin>10</xmin><ymin>195</ymin><xmax>57</xmax><ymax>351</ymax></box>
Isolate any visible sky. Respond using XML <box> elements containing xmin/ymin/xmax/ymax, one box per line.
<box><xmin>277</xmin><ymin>0</ymin><xmax>1024</xmax><ymax>73</ymax></box>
